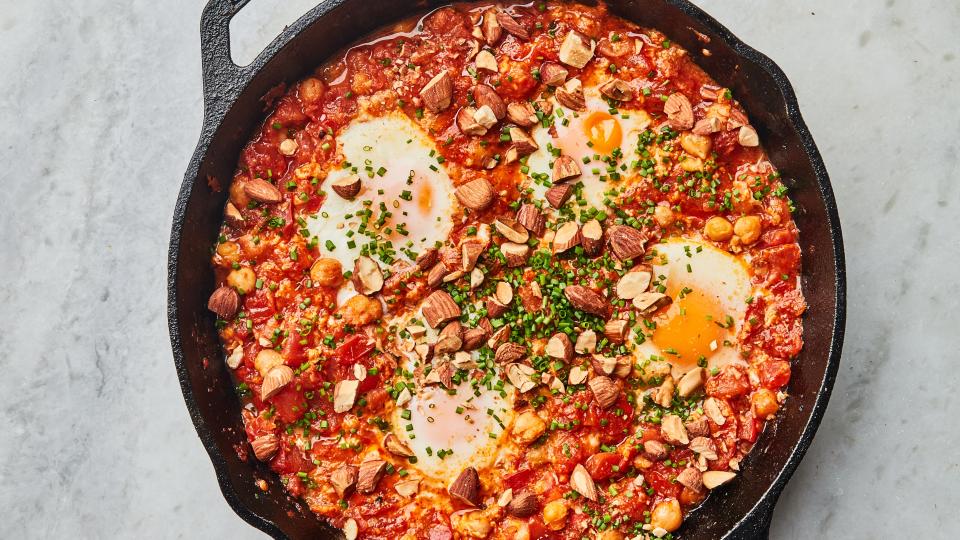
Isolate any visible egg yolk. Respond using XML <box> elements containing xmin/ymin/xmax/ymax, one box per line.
<box><xmin>652</xmin><ymin>283</ymin><xmax>726</xmax><ymax>369</ymax></box>
<box><xmin>417</xmin><ymin>177</ymin><xmax>433</xmax><ymax>213</ymax></box>
<box><xmin>583</xmin><ymin>111</ymin><xmax>623</xmax><ymax>155</ymax></box>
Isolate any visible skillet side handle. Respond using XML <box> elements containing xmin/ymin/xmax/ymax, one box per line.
<box><xmin>199</xmin><ymin>0</ymin><xmax>253</xmax><ymax>117</ymax></box>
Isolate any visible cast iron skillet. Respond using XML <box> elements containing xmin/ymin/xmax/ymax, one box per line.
<box><xmin>167</xmin><ymin>0</ymin><xmax>846</xmax><ymax>538</ymax></box>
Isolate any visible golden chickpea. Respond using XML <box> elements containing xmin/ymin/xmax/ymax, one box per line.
<box><xmin>596</xmin><ymin>531</ymin><xmax>625</xmax><ymax>540</ymax></box>
<box><xmin>337</xmin><ymin>294</ymin><xmax>383</xmax><ymax>326</ymax></box>
<box><xmin>542</xmin><ymin>499</ymin><xmax>569</xmax><ymax>530</ymax></box>
<box><xmin>650</xmin><ymin>499</ymin><xmax>683</xmax><ymax>532</ymax></box>
<box><xmin>653</xmin><ymin>205</ymin><xmax>675</xmax><ymax>228</ymax></box>
<box><xmin>299</xmin><ymin>77</ymin><xmax>326</xmax><ymax>103</ymax></box>
<box><xmin>310</xmin><ymin>258</ymin><xmax>344</xmax><ymax>288</ymax></box>
<box><xmin>453</xmin><ymin>511</ymin><xmax>491</xmax><ymax>539</ymax></box>
<box><xmin>501</xmin><ymin>520</ymin><xmax>530</xmax><ymax>540</ymax></box>
<box><xmin>511</xmin><ymin>410</ymin><xmax>547</xmax><ymax>445</ymax></box>
<box><xmin>704</xmin><ymin>216</ymin><xmax>734</xmax><ymax>242</ymax></box>
<box><xmin>734</xmin><ymin>215</ymin><xmax>763</xmax><ymax>245</ymax></box>
<box><xmin>679</xmin><ymin>156</ymin><xmax>704</xmax><ymax>172</ymax></box>
<box><xmin>680</xmin><ymin>132</ymin><xmax>712</xmax><ymax>159</ymax></box>
<box><xmin>226</xmin><ymin>266</ymin><xmax>257</xmax><ymax>293</ymax></box>
<box><xmin>216</xmin><ymin>241</ymin><xmax>240</xmax><ymax>263</ymax></box>
<box><xmin>254</xmin><ymin>349</ymin><xmax>283</xmax><ymax>377</ymax></box>
<box><xmin>751</xmin><ymin>388</ymin><xmax>780</xmax><ymax>418</ymax></box>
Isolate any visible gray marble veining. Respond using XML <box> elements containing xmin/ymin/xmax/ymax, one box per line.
<box><xmin>0</xmin><ymin>0</ymin><xmax>957</xmax><ymax>538</ymax></box>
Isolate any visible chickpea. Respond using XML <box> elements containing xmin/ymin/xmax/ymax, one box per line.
<box><xmin>216</xmin><ymin>241</ymin><xmax>241</xmax><ymax>263</ymax></box>
<box><xmin>453</xmin><ymin>511</ymin><xmax>491</xmax><ymax>539</ymax></box>
<box><xmin>310</xmin><ymin>258</ymin><xmax>344</xmax><ymax>288</ymax></box>
<box><xmin>254</xmin><ymin>349</ymin><xmax>283</xmax><ymax>377</ymax></box>
<box><xmin>679</xmin><ymin>156</ymin><xmax>704</xmax><ymax>172</ymax></box>
<box><xmin>650</xmin><ymin>498</ymin><xmax>683</xmax><ymax>533</ymax></box>
<box><xmin>751</xmin><ymin>388</ymin><xmax>780</xmax><ymax>418</ymax></box>
<box><xmin>680</xmin><ymin>133</ymin><xmax>712</xmax><ymax>159</ymax></box>
<box><xmin>653</xmin><ymin>205</ymin><xmax>675</xmax><ymax>228</ymax></box>
<box><xmin>299</xmin><ymin>77</ymin><xmax>326</xmax><ymax>103</ymax></box>
<box><xmin>511</xmin><ymin>410</ymin><xmax>547</xmax><ymax>445</ymax></box>
<box><xmin>501</xmin><ymin>519</ymin><xmax>530</xmax><ymax>540</ymax></box>
<box><xmin>226</xmin><ymin>266</ymin><xmax>257</xmax><ymax>293</ymax></box>
<box><xmin>734</xmin><ymin>215</ymin><xmax>763</xmax><ymax>245</ymax></box>
<box><xmin>704</xmin><ymin>216</ymin><xmax>733</xmax><ymax>242</ymax></box>
<box><xmin>338</xmin><ymin>294</ymin><xmax>383</xmax><ymax>326</ymax></box>
<box><xmin>542</xmin><ymin>499</ymin><xmax>569</xmax><ymax>531</ymax></box>
<box><xmin>596</xmin><ymin>531</ymin><xmax>625</xmax><ymax>540</ymax></box>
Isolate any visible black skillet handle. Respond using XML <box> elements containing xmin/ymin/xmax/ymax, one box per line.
<box><xmin>199</xmin><ymin>0</ymin><xmax>254</xmax><ymax>117</ymax></box>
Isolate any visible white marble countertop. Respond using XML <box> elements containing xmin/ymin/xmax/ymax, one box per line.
<box><xmin>1</xmin><ymin>0</ymin><xmax>957</xmax><ymax>538</ymax></box>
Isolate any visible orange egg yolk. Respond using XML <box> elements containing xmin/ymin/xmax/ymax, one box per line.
<box><xmin>583</xmin><ymin>111</ymin><xmax>623</xmax><ymax>155</ymax></box>
<box><xmin>652</xmin><ymin>283</ymin><xmax>726</xmax><ymax>369</ymax></box>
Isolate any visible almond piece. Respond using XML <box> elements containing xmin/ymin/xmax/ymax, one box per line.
<box><xmin>693</xmin><ymin>116</ymin><xmax>723</xmax><ymax>135</ymax></box>
<box><xmin>422</xmin><ymin>290</ymin><xmax>461</xmax><ymax>328</ymax></box>
<box><xmin>727</xmin><ymin>108</ymin><xmax>749</xmax><ymax>130</ymax></box>
<box><xmin>506</xmin><ymin>491</ymin><xmax>538</xmax><ymax>517</ymax></box>
<box><xmin>494</xmin><ymin>217</ymin><xmax>529</xmax><ymax>243</ymax></box>
<box><xmin>473</xmin><ymin>105</ymin><xmax>498</xmax><ymax>130</ymax></box>
<box><xmin>488</xmin><ymin>325</ymin><xmax>510</xmax><ymax>349</ymax></box>
<box><xmin>686</xmin><ymin>418</ymin><xmax>712</xmax><ymax>440</ymax></box>
<box><xmin>677</xmin><ymin>367</ymin><xmax>706</xmax><ymax>397</ymax></box>
<box><xmin>457</xmin><ymin>106</ymin><xmax>488</xmax><ymax>136</ymax></box>
<box><xmin>501</xmin><ymin>242</ymin><xmax>530</xmax><ymax>267</ymax></box>
<box><xmin>555</xmin><ymin>78</ymin><xmax>586</xmax><ymax>111</ymax></box>
<box><xmin>568</xmin><ymin>365</ymin><xmax>589</xmax><ymax>385</ymax></box>
<box><xmin>481</xmin><ymin>9</ymin><xmax>502</xmax><ymax>44</ymax></box>
<box><xmin>552</xmin><ymin>155</ymin><xmax>581</xmax><ymax>183</ymax></box>
<box><xmin>616</xmin><ymin>270</ymin><xmax>652</xmax><ymax>300</ymax></box>
<box><xmin>254</xmin><ymin>349</ymin><xmax>284</xmax><ymax>377</ymax></box>
<box><xmin>333</xmin><ymin>379</ymin><xmax>359</xmax><ymax>413</ymax></box>
<box><xmin>661</xmin><ymin>414</ymin><xmax>690</xmax><ymax>445</ymax></box>
<box><xmin>643</xmin><ymin>440</ymin><xmax>668</xmax><ymax>461</ymax></box>
<box><xmin>515</xmin><ymin>203</ymin><xmax>545</xmax><ymax>235</ymax></box>
<box><xmin>507</xmin><ymin>101</ymin><xmax>537</xmax><ymax>127</ymax></box>
<box><xmin>580</xmin><ymin>219</ymin><xmax>603</xmax><ymax>256</ymax></box>
<box><xmin>474</xmin><ymin>84</ymin><xmax>506</xmax><ymax>120</ymax></box>
<box><xmin>428</xmin><ymin>360</ymin><xmax>454</xmax><ymax>388</ymax></box>
<box><xmin>495</xmin><ymin>11</ymin><xmax>528</xmax><ymax>40</ymax></box>
<box><xmin>461</xmin><ymin>239</ymin><xmax>486</xmax><ymax>272</ymax></box>
<box><xmin>330</xmin><ymin>465</ymin><xmax>358</xmax><ymax>498</ymax></box>
<box><xmin>509</xmin><ymin>127</ymin><xmax>539</xmax><ymax>156</ymax></box>
<box><xmin>470</xmin><ymin>267</ymin><xmax>485</xmax><ymax>289</ymax></box>
<box><xmin>604</xmin><ymin>319</ymin><xmax>629</xmax><ymax>343</ymax></box>
<box><xmin>539</xmin><ymin>61</ymin><xmax>569</xmax><ymax>86</ymax></box>
<box><xmin>704</xmin><ymin>397</ymin><xmax>727</xmax><ymax>426</ymax></box>
<box><xmin>462</xmin><ymin>327</ymin><xmax>489</xmax><ymax>351</ymax></box>
<box><xmin>420</xmin><ymin>70</ymin><xmax>453</xmax><ymax>113</ymax></box>
<box><xmin>331</xmin><ymin>176</ymin><xmax>361</xmax><ymax>199</ymax></box>
<box><xmin>208</xmin><ymin>286</ymin><xmax>239</xmax><ymax>318</ymax></box>
<box><xmin>702</xmin><ymin>470</ymin><xmax>737</xmax><ymax>489</ymax></box>
<box><xmin>434</xmin><ymin>333</ymin><xmax>462</xmax><ymax>355</ymax></box>
<box><xmin>633</xmin><ymin>291</ymin><xmax>671</xmax><ymax>314</ymax></box>
<box><xmin>343</xmin><ymin>519</ymin><xmax>358</xmax><ymax>540</ymax></box>
<box><xmin>426</xmin><ymin>263</ymin><xmax>446</xmax><ymax>288</ymax></box>
<box><xmin>664</xmin><ymin>93</ymin><xmax>694</xmax><ymax>130</ymax></box>
<box><xmin>224</xmin><ymin>202</ymin><xmax>244</xmax><ymax>225</ymax></box>
<box><xmin>677</xmin><ymin>468</ymin><xmax>704</xmax><ymax>492</ymax></box>
<box><xmin>475</xmin><ymin>49</ymin><xmax>498</xmax><ymax>72</ymax></box>
<box><xmin>495</xmin><ymin>342</ymin><xmax>527</xmax><ymax>364</ymax></box>
<box><xmin>505</xmin><ymin>362</ymin><xmax>537</xmax><ymax>392</ymax></box>
<box><xmin>599</xmin><ymin>79</ymin><xmax>633</xmax><ymax>101</ymax></box>
<box><xmin>244</xmin><ymin>178</ymin><xmax>282</xmax><ymax>203</ymax></box>
<box><xmin>738</xmin><ymin>125</ymin><xmax>760</xmax><ymax>147</ymax></box>
<box><xmin>563</xmin><ymin>285</ymin><xmax>611</xmax><ymax>318</ymax></box>
<box><xmin>395</xmin><ymin>478</ymin><xmax>421</xmax><ymax>498</ymax></box>
<box><xmin>546</xmin><ymin>333</ymin><xmax>573</xmax><ymax>362</ymax></box>
<box><xmin>352</xmin><ymin>256</ymin><xmax>384</xmax><ymax>295</ymax></box>
<box><xmin>416</xmin><ymin>248</ymin><xmax>439</xmax><ymax>269</ymax></box>
<box><xmin>357</xmin><ymin>459</ymin><xmax>387</xmax><ymax>494</ymax></box>
<box><xmin>545</xmin><ymin>183</ymin><xmax>573</xmax><ymax>208</ymax></box>
<box><xmin>486</xmin><ymin>297</ymin><xmax>508</xmax><ymax>318</ymax></box>
<box><xmin>558</xmin><ymin>31</ymin><xmax>595</xmax><ymax>68</ymax></box>
<box><xmin>588</xmin><ymin>375</ymin><xmax>619</xmax><ymax>408</ymax></box>
<box><xmin>552</xmin><ymin>221</ymin><xmax>581</xmax><ymax>254</ymax></box>
<box><xmin>449</xmin><ymin>467</ymin><xmax>481</xmax><ymax>506</ymax></box>
<box><xmin>495</xmin><ymin>281</ymin><xmax>514</xmax><ymax>305</ymax></box>
<box><xmin>384</xmin><ymin>433</ymin><xmax>415</xmax><ymax>457</ymax></box>
<box><xmin>455</xmin><ymin>178</ymin><xmax>495</xmax><ymax>210</ymax></box>
<box><xmin>261</xmin><ymin>365</ymin><xmax>293</xmax><ymax>401</ymax></box>
<box><xmin>570</xmin><ymin>463</ymin><xmax>598</xmax><ymax>501</ymax></box>
<box><xmin>251</xmin><ymin>434</ymin><xmax>279</xmax><ymax>461</ymax></box>
<box><xmin>574</xmin><ymin>330</ymin><xmax>597</xmax><ymax>354</ymax></box>
<box><xmin>606</xmin><ymin>225</ymin><xmax>648</xmax><ymax>260</ymax></box>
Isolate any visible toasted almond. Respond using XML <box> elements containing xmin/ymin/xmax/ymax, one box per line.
<box><xmin>505</xmin><ymin>362</ymin><xmax>538</xmax><ymax>392</ymax></box>
<box><xmin>545</xmin><ymin>183</ymin><xmax>573</xmax><ymax>208</ymax></box>
<box><xmin>244</xmin><ymin>178</ymin><xmax>282</xmax><ymax>204</ymax></box>
<box><xmin>686</xmin><ymin>416</ymin><xmax>711</xmax><ymax>439</ymax></box>
<box><xmin>449</xmin><ymin>467</ymin><xmax>481</xmax><ymax>506</ymax></box>
<box><xmin>643</xmin><ymin>440</ymin><xmax>668</xmax><ymax>461</ymax></box>
<box><xmin>208</xmin><ymin>286</ymin><xmax>240</xmax><ymax>318</ymax></box>
<box><xmin>457</xmin><ymin>106</ymin><xmax>488</xmax><ymax>136</ymax></box>
<box><xmin>552</xmin><ymin>221</ymin><xmax>581</xmax><ymax>254</ymax></box>
<box><xmin>558</xmin><ymin>31</ymin><xmax>595</xmax><ymax>68</ymax></box>
<box><xmin>455</xmin><ymin>178</ymin><xmax>495</xmax><ymax>210</ymax></box>
<box><xmin>396</xmin><ymin>387</ymin><xmax>413</xmax><ymax>408</ymax></box>
<box><xmin>486</xmin><ymin>297</ymin><xmax>508</xmax><ymax>318</ymax></box>
<box><xmin>254</xmin><ymin>349</ymin><xmax>283</xmax><ymax>377</ymax></box>
<box><xmin>574</xmin><ymin>330</ymin><xmax>597</xmax><ymax>354</ymax></box>
<box><xmin>384</xmin><ymin>433</ymin><xmax>415</xmax><ymax>457</ymax></box>
<box><xmin>501</xmin><ymin>242</ymin><xmax>530</xmax><ymax>267</ymax></box>
<box><xmin>482</xmin><ymin>9</ymin><xmax>502</xmax><ymax>45</ymax></box>
<box><xmin>580</xmin><ymin>219</ymin><xmax>603</xmax><ymax>256</ymax></box>
<box><xmin>343</xmin><ymin>518</ymin><xmax>358</xmax><ymax>540</ymax></box>
<box><xmin>509</xmin><ymin>127</ymin><xmax>539</xmax><ymax>156</ymax></box>
<box><xmin>563</xmin><ymin>285</ymin><xmax>611</xmax><ymax>318</ymax></box>
<box><xmin>420</xmin><ymin>70</ymin><xmax>453</xmax><ymax>112</ymax></box>
<box><xmin>604</xmin><ymin>319</ymin><xmax>629</xmax><ymax>343</ymax></box>
<box><xmin>261</xmin><ymin>365</ymin><xmax>293</xmax><ymax>400</ymax></box>
<box><xmin>330</xmin><ymin>464</ymin><xmax>358</xmax><ymax>498</ymax></box>
<box><xmin>506</xmin><ymin>491</ymin><xmax>538</xmax><ymax>517</ymax></box>
<box><xmin>469</xmin><ymin>267</ymin><xmax>485</xmax><ymax>289</ymax></box>
<box><xmin>689</xmin><ymin>436</ymin><xmax>718</xmax><ymax>460</ymax></box>
<box><xmin>494</xmin><ymin>217</ymin><xmax>529</xmax><ymax>243</ymax></box>
<box><xmin>616</xmin><ymin>270</ymin><xmax>652</xmax><ymax>300</ymax></box>
<box><xmin>555</xmin><ymin>78</ymin><xmax>586</xmax><ymax>111</ymax></box>
<box><xmin>495</xmin><ymin>11</ymin><xmax>528</xmax><ymax>40</ymax></box>
<box><xmin>353</xmin><ymin>363</ymin><xmax>367</xmax><ymax>381</ymax></box>
<box><xmin>331</xmin><ymin>176</ymin><xmax>361</xmax><ymax>199</ymax></box>
<box><xmin>426</xmin><ymin>263</ymin><xmax>446</xmax><ymax>288</ymax></box>
<box><xmin>352</xmin><ymin>256</ymin><xmax>384</xmax><ymax>295</ymax></box>
<box><xmin>678</xmin><ymin>367</ymin><xmax>706</xmax><ymax>397</ymax></box>
<box><xmin>633</xmin><ymin>291</ymin><xmax>671</xmax><ymax>314</ymax></box>
<box><xmin>474</xmin><ymin>84</ymin><xmax>506</xmax><ymax>119</ymax></box>
<box><xmin>599</xmin><ymin>78</ymin><xmax>633</xmax><ymax>101</ymax></box>
<box><xmin>727</xmin><ymin>108</ymin><xmax>749</xmax><ymax>129</ymax></box>
<box><xmin>546</xmin><ymin>333</ymin><xmax>574</xmax><ymax>362</ymax></box>
<box><xmin>655</xmin><ymin>376</ymin><xmax>675</xmax><ymax>407</ymax></box>
<box><xmin>661</xmin><ymin>414</ymin><xmax>689</xmax><ymax>445</ymax></box>
<box><xmin>226</xmin><ymin>346</ymin><xmax>243</xmax><ymax>369</ymax></box>
<box><xmin>552</xmin><ymin>155</ymin><xmax>581</xmax><ymax>183</ymax></box>
<box><xmin>461</xmin><ymin>239</ymin><xmax>486</xmax><ymax>272</ymax></box>
<box><xmin>462</xmin><ymin>327</ymin><xmax>489</xmax><ymax>351</ymax></box>
<box><xmin>515</xmin><ymin>203</ymin><xmax>545</xmax><ymax>235</ymax></box>
<box><xmin>704</xmin><ymin>397</ymin><xmax>726</xmax><ymax>425</ymax></box>
<box><xmin>592</xmin><ymin>355</ymin><xmax>616</xmax><ymax>376</ymax></box>
<box><xmin>224</xmin><ymin>202</ymin><xmax>244</xmax><ymax>225</ymax></box>
<box><xmin>440</xmin><ymin>319</ymin><xmax>464</xmax><ymax>341</ymax></box>
<box><xmin>395</xmin><ymin>478</ymin><xmax>421</xmax><ymax>498</ymax></box>
<box><xmin>251</xmin><ymin>434</ymin><xmax>279</xmax><ymax>461</ymax></box>
<box><xmin>495</xmin><ymin>342</ymin><xmax>526</xmax><ymax>364</ymax></box>
<box><xmin>475</xmin><ymin>49</ymin><xmax>498</xmax><ymax>72</ymax></box>
<box><xmin>415</xmin><ymin>248</ymin><xmax>438</xmax><ymax>269</ymax></box>
<box><xmin>421</xmin><ymin>290</ymin><xmax>461</xmax><ymax>328</ymax></box>
<box><xmin>568</xmin><ymin>365</ymin><xmax>589</xmax><ymax>385</ymax></box>
<box><xmin>738</xmin><ymin>125</ymin><xmax>760</xmax><ymax>147</ymax></box>
<box><xmin>487</xmin><ymin>325</ymin><xmax>511</xmax><ymax>349</ymax></box>
<box><xmin>664</xmin><ymin>93</ymin><xmax>695</xmax><ymax>130</ymax></box>
<box><xmin>434</xmin><ymin>333</ymin><xmax>463</xmax><ymax>355</ymax></box>
<box><xmin>473</xmin><ymin>104</ymin><xmax>498</xmax><ymax>129</ymax></box>
<box><xmin>539</xmin><ymin>61</ymin><xmax>569</xmax><ymax>86</ymax></box>
<box><xmin>570</xmin><ymin>463</ymin><xmax>598</xmax><ymax>501</ymax></box>
<box><xmin>693</xmin><ymin>116</ymin><xmax>723</xmax><ymax>135</ymax></box>
<box><xmin>606</xmin><ymin>225</ymin><xmax>648</xmax><ymax>260</ymax></box>
<box><xmin>588</xmin><ymin>375</ymin><xmax>619</xmax><ymax>408</ymax></box>
<box><xmin>427</xmin><ymin>359</ymin><xmax>454</xmax><ymax>388</ymax></box>
<box><xmin>702</xmin><ymin>470</ymin><xmax>737</xmax><ymax>489</ymax></box>
<box><xmin>357</xmin><ymin>459</ymin><xmax>387</xmax><ymax>494</ymax></box>
<box><xmin>333</xmin><ymin>379</ymin><xmax>359</xmax><ymax>413</ymax></box>
<box><xmin>507</xmin><ymin>101</ymin><xmax>537</xmax><ymax>127</ymax></box>
<box><xmin>495</xmin><ymin>281</ymin><xmax>514</xmax><ymax>305</ymax></box>
<box><xmin>517</xmin><ymin>282</ymin><xmax>543</xmax><ymax>312</ymax></box>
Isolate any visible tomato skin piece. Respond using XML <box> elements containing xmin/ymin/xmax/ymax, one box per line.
<box><xmin>584</xmin><ymin>452</ymin><xmax>622</xmax><ymax>481</ymax></box>
<box><xmin>244</xmin><ymin>288</ymin><xmax>275</xmax><ymax>323</ymax></box>
<box><xmin>759</xmin><ymin>359</ymin><xmax>792</xmax><ymax>389</ymax></box>
<box><xmin>270</xmin><ymin>385</ymin><xmax>307</xmax><ymax>423</ymax></box>
<box><xmin>705</xmin><ymin>366</ymin><xmax>751</xmax><ymax>398</ymax></box>
<box><xmin>271</xmin><ymin>444</ymin><xmax>308</xmax><ymax>474</ymax></box>
<box><xmin>643</xmin><ymin>463</ymin><xmax>681</xmax><ymax>501</ymax></box>
<box><xmin>504</xmin><ymin>468</ymin><xmax>536</xmax><ymax>491</ymax></box>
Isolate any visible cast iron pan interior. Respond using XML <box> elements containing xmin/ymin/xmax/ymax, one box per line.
<box><xmin>167</xmin><ymin>0</ymin><xmax>846</xmax><ymax>538</ymax></box>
